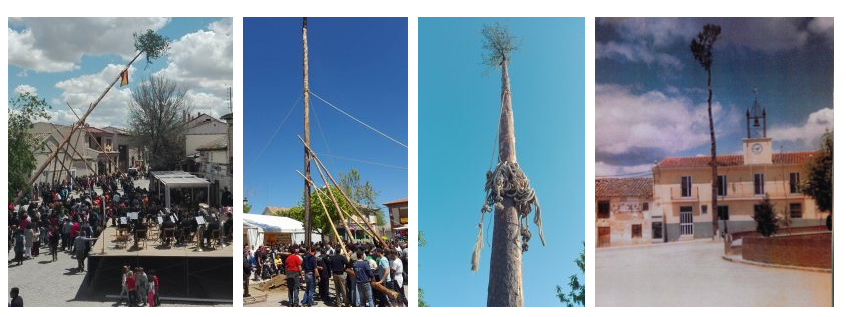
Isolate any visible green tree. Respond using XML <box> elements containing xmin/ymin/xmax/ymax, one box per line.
<box><xmin>133</xmin><ymin>29</ymin><xmax>170</xmax><ymax>68</ymax></box>
<box><xmin>339</xmin><ymin>169</ymin><xmax>386</xmax><ymax>226</ymax></box>
<box><xmin>754</xmin><ymin>194</ymin><xmax>778</xmax><ymax>237</ymax></box>
<box><xmin>800</xmin><ymin>130</ymin><xmax>833</xmax><ymax>228</ymax></box>
<box><xmin>285</xmin><ymin>186</ymin><xmax>354</xmax><ymax>239</ymax></box>
<box><xmin>243</xmin><ymin>202</ymin><xmax>252</xmax><ymax>214</ymax></box>
<box><xmin>128</xmin><ymin>75</ymin><xmax>190</xmax><ymax>170</ymax></box>
<box><xmin>418</xmin><ymin>231</ymin><xmax>428</xmax><ymax>307</ymax></box>
<box><xmin>690</xmin><ymin>24</ymin><xmax>722</xmax><ymax>239</ymax></box>
<box><xmin>8</xmin><ymin>92</ymin><xmax>51</xmax><ymax>202</ymax></box>
<box><xmin>556</xmin><ymin>242</ymin><xmax>585</xmax><ymax>307</ymax></box>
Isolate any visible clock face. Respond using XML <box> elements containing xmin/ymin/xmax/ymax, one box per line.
<box><xmin>752</xmin><ymin>143</ymin><xmax>763</xmax><ymax>155</ymax></box>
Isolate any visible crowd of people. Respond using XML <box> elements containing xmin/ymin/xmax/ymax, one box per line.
<box><xmin>9</xmin><ymin>174</ymin><xmax>125</xmax><ymax>270</ymax></box>
<box><xmin>8</xmin><ymin>170</ymin><xmax>234</xmax><ymax>307</ymax></box>
<box><xmin>244</xmin><ymin>240</ymin><xmax>409</xmax><ymax>307</ymax></box>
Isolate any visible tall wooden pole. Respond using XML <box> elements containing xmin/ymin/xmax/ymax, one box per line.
<box><xmin>487</xmin><ymin>60</ymin><xmax>523</xmax><ymax>307</ymax></box>
<box><xmin>13</xmin><ymin>50</ymin><xmax>143</xmax><ymax>205</ymax></box>
<box><xmin>302</xmin><ymin>17</ymin><xmax>312</xmax><ymax>246</ymax></box>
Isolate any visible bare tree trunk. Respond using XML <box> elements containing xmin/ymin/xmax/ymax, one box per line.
<box><xmin>708</xmin><ymin>68</ymin><xmax>718</xmax><ymax>239</ymax></box>
<box><xmin>302</xmin><ymin>17</ymin><xmax>312</xmax><ymax>246</ymax></box>
<box><xmin>487</xmin><ymin>61</ymin><xmax>523</xmax><ymax>307</ymax></box>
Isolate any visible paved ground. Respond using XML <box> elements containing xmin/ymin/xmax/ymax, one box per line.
<box><xmin>245</xmin><ymin>277</ymin><xmax>409</xmax><ymax>307</ymax></box>
<box><xmin>8</xmin><ymin>248</ymin><xmax>227</xmax><ymax>307</ymax></box>
<box><xmin>595</xmin><ymin>240</ymin><xmax>832</xmax><ymax>306</ymax></box>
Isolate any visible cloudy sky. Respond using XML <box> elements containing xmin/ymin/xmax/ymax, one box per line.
<box><xmin>595</xmin><ymin>17</ymin><xmax>834</xmax><ymax>177</ymax></box>
<box><xmin>8</xmin><ymin>17</ymin><xmax>233</xmax><ymax>128</ymax></box>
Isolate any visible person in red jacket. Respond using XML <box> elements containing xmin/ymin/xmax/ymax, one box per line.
<box><xmin>126</xmin><ymin>271</ymin><xmax>137</xmax><ymax>307</ymax></box>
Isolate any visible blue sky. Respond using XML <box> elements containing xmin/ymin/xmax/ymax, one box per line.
<box><xmin>243</xmin><ymin>18</ymin><xmax>408</xmax><ymax>215</ymax></box>
<box><xmin>8</xmin><ymin>17</ymin><xmax>233</xmax><ymax>128</ymax></box>
<box><xmin>595</xmin><ymin>18</ymin><xmax>834</xmax><ymax>177</ymax></box>
<box><xmin>419</xmin><ymin>18</ymin><xmax>585</xmax><ymax>307</ymax></box>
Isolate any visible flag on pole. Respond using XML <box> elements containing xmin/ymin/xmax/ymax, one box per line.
<box><xmin>120</xmin><ymin>69</ymin><xmax>129</xmax><ymax>87</ymax></box>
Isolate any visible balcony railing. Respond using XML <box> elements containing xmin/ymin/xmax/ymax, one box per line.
<box><xmin>666</xmin><ymin>182</ymin><xmax>803</xmax><ymax>202</ymax></box>
<box><xmin>670</xmin><ymin>186</ymin><xmax>698</xmax><ymax>201</ymax></box>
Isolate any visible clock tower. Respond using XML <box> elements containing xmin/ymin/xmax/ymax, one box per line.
<box><xmin>743</xmin><ymin>88</ymin><xmax>772</xmax><ymax>165</ymax></box>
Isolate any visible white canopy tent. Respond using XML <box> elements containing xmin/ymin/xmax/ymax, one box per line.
<box><xmin>148</xmin><ymin>171</ymin><xmax>210</xmax><ymax>209</ymax></box>
<box><xmin>242</xmin><ymin>213</ymin><xmax>321</xmax><ymax>251</ymax></box>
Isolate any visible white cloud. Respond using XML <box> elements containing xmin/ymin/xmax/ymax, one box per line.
<box><xmin>186</xmin><ymin>91</ymin><xmax>231</xmax><ymax>119</ymax></box>
<box><xmin>8</xmin><ymin>17</ymin><xmax>169</xmax><ymax>72</ymax></box>
<box><xmin>598</xmin><ymin>18</ymin><xmax>694</xmax><ymax>48</ymax></box>
<box><xmin>595</xmin><ymin>161</ymin><xmax>654</xmax><ymax>178</ymax></box>
<box><xmin>14</xmin><ymin>84</ymin><xmax>37</xmax><ymax>96</ymax></box>
<box><xmin>154</xmin><ymin>18</ymin><xmax>232</xmax><ymax>94</ymax></box>
<box><xmin>595</xmin><ymin>41</ymin><xmax>682</xmax><ymax>69</ymax></box>
<box><xmin>808</xmin><ymin>17</ymin><xmax>834</xmax><ymax>43</ymax></box>
<box><xmin>20</xmin><ymin>18</ymin><xmax>232</xmax><ymax>130</ymax></box>
<box><xmin>769</xmin><ymin>108</ymin><xmax>834</xmax><ymax>145</ymax></box>
<box><xmin>52</xmin><ymin>64</ymin><xmax>136</xmax><ymax>127</ymax></box>
<box><xmin>595</xmin><ymin>84</ymin><xmax>741</xmax><ymax>155</ymax></box>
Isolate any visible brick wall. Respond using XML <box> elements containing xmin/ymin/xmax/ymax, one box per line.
<box><xmin>741</xmin><ymin>232</ymin><xmax>832</xmax><ymax>269</ymax></box>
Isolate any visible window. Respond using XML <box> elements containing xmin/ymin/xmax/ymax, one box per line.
<box><xmin>754</xmin><ymin>173</ymin><xmax>765</xmax><ymax>195</ymax></box>
<box><xmin>597</xmin><ymin>201</ymin><xmax>610</xmax><ymax>219</ymax></box>
<box><xmin>701</xmin><ymin>205</ymin><xmax>708</xmax><ymax>215</ymax></box>
<box><xmin>642</xmin><ymin>202</ymin><xmax>649</xmax><ymax>211</ymax></box>
<box><xmin>717</xmin><ymin>206</ymin><xmax>729</xmax><ymax>221</ymax></box>
<box><xmin>790</xmin><ymin>203</ymin><xmax>802</xmax><ymax>218</ymax></box>
<box><xmin>681</xmin><ymin>176</ymin><xmax>692</xmax><ymax>197</ymax></box>
<box><xmin>632</xmin><ymin>224</ymin><xmax>642</xmax><ymax>238</ymax></box>
<box><xmin>717</xmin><ymin>175</ymin><xmax>727</xmax><ymax>197</ymax></box>
<box><xmin>790</xmin><ymin>172</ymin><xmax>800</xmax><ymax>194</ymax></box>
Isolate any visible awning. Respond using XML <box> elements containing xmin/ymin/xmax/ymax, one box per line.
<box><xmin>242</xmin><ymin>213</ymin><xmax>305</xmax><ymax>234</ymax></box>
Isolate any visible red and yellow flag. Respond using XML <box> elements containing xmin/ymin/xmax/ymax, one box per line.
<box><xmin>119</xmin><ymin>69</ymin><xmax>129</xmax><ymax>87</ymax></box>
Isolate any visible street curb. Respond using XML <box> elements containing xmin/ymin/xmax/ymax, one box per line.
<box><xmin>596</xmin><ymin>239</ymin><xmax>718</xmax><ymax>251</ymax></box>
<box><xmin>720</xmin><ymin>255</ymin><xmax>832</xmax><ymax>273</ymax></box>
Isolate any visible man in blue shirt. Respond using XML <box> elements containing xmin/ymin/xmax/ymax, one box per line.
<box><xmin>301</xmin><ymin>247</ymin><xmax>319</xmax><ymax>307</ymax></box>
<box><xmin>352</xmin><ymin>249</ymin><xmax>374</xmax><ymax>307</ymax></box>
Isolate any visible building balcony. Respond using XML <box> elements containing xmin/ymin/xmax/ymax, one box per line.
<box><xmin>718</xmin><ymin>182</ymin><xmax>803</xmax><ymax>201</ymax></box>
<box><xmin>664</xmin><ymin>182</ymin><xmax>805</xmax><ymax>203</ymax></box>
<box><xmin>670</xmin><ymin>186</ymin><xmax>699</xmax><ymax>202</ymax></box>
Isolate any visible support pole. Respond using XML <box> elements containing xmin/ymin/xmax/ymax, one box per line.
<box><xmin>296</xmin><ymin>170</ymin><xmax>348</xmax><ymax>258</ymax></box>
<box><xmin>64</xmin><ymin>103</ymin><xmax>120</xmax><ymax>176</ymax></box>
<box><xmin>308</xmin><ymin>163</ymin><xmax>373</xmax><ymax>243</ymax></box>
<box><xmin>312</xmin><ymin>157</ymin><xmax>356</xmax><ymax>243</ymax></box>
<box><xmin>298</xmin><ymin>136</ymin><xmax>387</xmax><ymax>248</ymax></box>
<box><xmin>49</xmin><ymin>124</ymin><xmax>98</xmax><ymax>176</ymax></box>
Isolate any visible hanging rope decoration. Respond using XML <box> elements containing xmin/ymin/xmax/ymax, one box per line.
<box><xmin>471</xmin><ymin>160</ymin><xmax>545</xmax><ymax>271</ymax></box>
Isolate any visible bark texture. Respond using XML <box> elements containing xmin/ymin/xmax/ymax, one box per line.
<box><xmin>487</xmin><ymin>61</ymin><xmax>523</xmax><ymax>307</ymax></box>
<box><xmin>303</xmin><ymin>17</ymin><xmax>312</xmax><ymax>245</ymax></box>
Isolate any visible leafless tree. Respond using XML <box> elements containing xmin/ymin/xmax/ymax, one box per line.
<box><xmin>128</xmin><ymin>75</ymin><xmax>190</xmax><ymax>170</ymax></box>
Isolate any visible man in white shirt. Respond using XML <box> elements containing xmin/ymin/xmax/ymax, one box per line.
<box><xmin>388</xmin><ymin>250</ymin><xmax>407</xmax><ymax>306</ymax></box>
